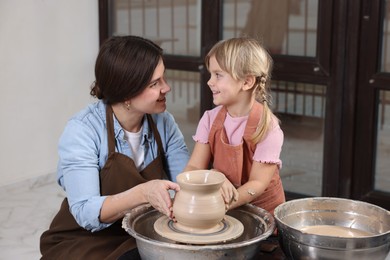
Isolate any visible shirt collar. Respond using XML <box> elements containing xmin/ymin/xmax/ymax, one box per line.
<box><xmin>98</xmin><ymin>101</ymin><xmax>153</xmax><ymax>144</ymax></box>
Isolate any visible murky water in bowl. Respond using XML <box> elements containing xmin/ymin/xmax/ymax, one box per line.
<box><xmin>300</xmin><ymin>225</ymin><xmax>374</xmax><ymax>237</ymax></box>
<box><xmin>274</xmin><ymin>197</ymin><xmax>390</xmax><ymax>259</ymax></box>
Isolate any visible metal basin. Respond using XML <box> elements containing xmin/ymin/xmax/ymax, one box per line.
<box><xmin>122</xmin><ymin>204</ymin><xmax>275</xmax><ymax>260</ymax></box>
<box><xmin>274</xmin><ymin>197</ymin><xmax>390</xmax><ymax>260</ymax></box>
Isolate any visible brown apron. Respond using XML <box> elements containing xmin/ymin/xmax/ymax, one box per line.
<box><xmin>208</xmin><ymin>102</ymin><xmax>285</xmax><ymax>215</ymax></box>
<box><xmin>40</xmin><ymin>105</ymin><xmax>167</xmax><ymax>260</ymax></box>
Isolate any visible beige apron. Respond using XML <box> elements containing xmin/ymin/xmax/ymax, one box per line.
<box><xmin>208</xmin><ymin>102</ymin><xmax>285</xmax><ymax>215</ymax></box>
<box><xmin>40</xmin><ymin>105</ymin><xmax>167</xmax><ymax>259</ymax></box>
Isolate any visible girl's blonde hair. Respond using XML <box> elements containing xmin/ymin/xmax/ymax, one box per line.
<box><xmin>205</xmin><ymin>37</ymin><xmax>276</xmax><ymax>144</ymax></box>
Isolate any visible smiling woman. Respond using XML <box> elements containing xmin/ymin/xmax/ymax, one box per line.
<box><xmin>39</xmin><ymin>35</ymin><xmax>190</xmax><ymax>260</ymax></box>
<box><xmin>122</xmin><ymin>59</ymin><xmax>171</xmax><ymax>121</ymax></box>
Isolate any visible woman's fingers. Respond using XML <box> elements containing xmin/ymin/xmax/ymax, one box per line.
<box><xmin>143</xmin><ymin>180</ymin><xmax>180</xmax><ymax>218</ymax></box>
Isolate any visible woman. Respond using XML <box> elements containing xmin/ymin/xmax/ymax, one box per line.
<box><xmin>40</xmin><ymin>35</ymin><xmax>189</xmax><ymax>259</ymax></box>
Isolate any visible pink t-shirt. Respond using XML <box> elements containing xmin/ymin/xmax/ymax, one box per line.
<box><xmin>193</xmin><ymin>106</ymin><xmax>283</xmax><ymax>168</ymax></box>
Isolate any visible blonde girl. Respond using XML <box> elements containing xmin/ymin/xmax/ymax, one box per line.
<box><xmin>184</xmin><ymin>37</ymin><xmax>285</xmax><ymax>215</ymax></box>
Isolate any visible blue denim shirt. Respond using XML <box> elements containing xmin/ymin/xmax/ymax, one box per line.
<box><xmin>57</xmin><ymin>101</ymin><xmax>189</xmax><ymax>232</ymax></box>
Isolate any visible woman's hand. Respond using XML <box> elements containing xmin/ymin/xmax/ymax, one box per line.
<box><xmin>220</xmin><ymin>178</ymin><xmax>239</xmax><ymax>211</ymax></box>
<box><xmin>141</xmin><ymin>180</ymin><xmax>180</xmax><ymax>219</ymax></box>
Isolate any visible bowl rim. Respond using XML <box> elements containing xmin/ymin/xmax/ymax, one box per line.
<box><xmin>274</xmin><ymin>197</ymin><xmax>390</xmax><ymax>220</ymax></box>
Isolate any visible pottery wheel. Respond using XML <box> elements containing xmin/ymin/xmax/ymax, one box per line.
<box><xmin>154</xmin><ymin>215</ymin><xmax>244</xmax><ymax>244</ymax></box>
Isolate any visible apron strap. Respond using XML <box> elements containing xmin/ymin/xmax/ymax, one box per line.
<box><xmin>105</xmin><ymin>106</ymin><xmax>168</xmax><ymax>179</ymax></box>
<box><xmin>106</xmin><ymin>106</ymin><xmax>164</xmax><ymax>156</ymax></box>
<box><xmin>146</xmin><ymin>114</ymin><xmax>170</xmax><ymax>180</ymax></box>
<box><xmin>146</xmin><ymin>114</ymin><xmax>164</xmax><ymax>156</ymax></box>
<box><xmin>106</xmin><ymin>105</ymin><xmax>116</xmax><ymax>154</ymax></box>
<box><xmin>243</xmin><ymin>102</ymin><xmax>262</xmax><ymax>138</ymax></box>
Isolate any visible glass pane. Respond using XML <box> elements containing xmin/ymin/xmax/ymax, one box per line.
<box><xmin>109</xmin><ymin>0</ymin><xmax>201</xmax><ymax>56</ymax></box>
<box><xmin>375</xmin><ymin>90</ymin><xmax>390</xmax><ymax>192</ymax></box>
<box><xmin>381</xmin><ymin>0</ymin><xmax>390</xmax><ymax>71</ymax></box>
<box><xmin>165</xmin><ymin>70</ymin><xmax>200</xmax><ymax>152</ymax></box>
<box><xmin>222</xmin><ymin>0</ymin><xmax>318</xmax><ymax>56</ymax></box>
<box><xmin>272</xmin><ymin>81</ymin><xmax>326</xmax><ymax>196</ymax></box>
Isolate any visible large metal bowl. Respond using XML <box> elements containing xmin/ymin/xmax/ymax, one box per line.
<box><xmin>122</xmin><ymin>203</ymin><xmax>275</xmax><ymax>260</ymax></box>
<box><xmin>274</xmin><ymin>197</ymin><xmax>390</xmax><ymax>260</ymax></box>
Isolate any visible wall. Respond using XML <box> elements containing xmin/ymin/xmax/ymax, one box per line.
<box><xmin>0</xmin><ymin>0</ymin><xmax>99</xmax><ymax>186</ymax></box>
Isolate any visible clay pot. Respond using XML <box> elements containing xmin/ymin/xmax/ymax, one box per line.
<box><xmin>173</xmin><ymin>170</ymin><xmax>226</xmax><ymax>231</ymax></box>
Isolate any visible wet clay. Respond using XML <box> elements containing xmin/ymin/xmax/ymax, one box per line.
<box><xmin>154</xmin><ymin>215</ymin><xmax>244</xmax><ymax>244</ymax></box>
<box><xmin>155</xmin><ymin>170</ymin><xmax>245</xmax><ymax>244</ymax></box>
<box><xmin>172</xmin><ymin>170</ymin><xmax>226</xmax><ymax>229</ymax></box>
<box><xmin>300</xmin><ymin>225</ymin><xmax>374</xmax><ymax>237</ymax></box>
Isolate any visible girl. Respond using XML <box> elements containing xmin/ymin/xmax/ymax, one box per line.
<box><xmin>184</xmin><ymin>37</ymin><xmax>285</xmax><ymax>215</ymax></box>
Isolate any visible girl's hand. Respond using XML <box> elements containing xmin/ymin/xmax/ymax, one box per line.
<box><xmin>220</xmin><ymin>178</ymin><xmax>239</xmax><ymax>211</ymax></box>
<box><xmin>141</xmin><ymin>180</ymin><xmax>180</xmax><ymax>219</ymax></box>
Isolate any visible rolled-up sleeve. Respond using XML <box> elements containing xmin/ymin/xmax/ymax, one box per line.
<box><xmin>58</xmin><ymin>119</ymin><xmax>111</xmax><ymax>232</ymax></box>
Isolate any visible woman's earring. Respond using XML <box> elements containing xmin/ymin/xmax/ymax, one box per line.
<box><xmin>125</xmin><ymin>102</ymin><xmax>131</xmax><ymax>110</ymax></box>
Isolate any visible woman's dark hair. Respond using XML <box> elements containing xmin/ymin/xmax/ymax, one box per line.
<box><xmin>90</xmin><ymin>35</ymin><xmax>163</xmax><ymax>104</ymax></box>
